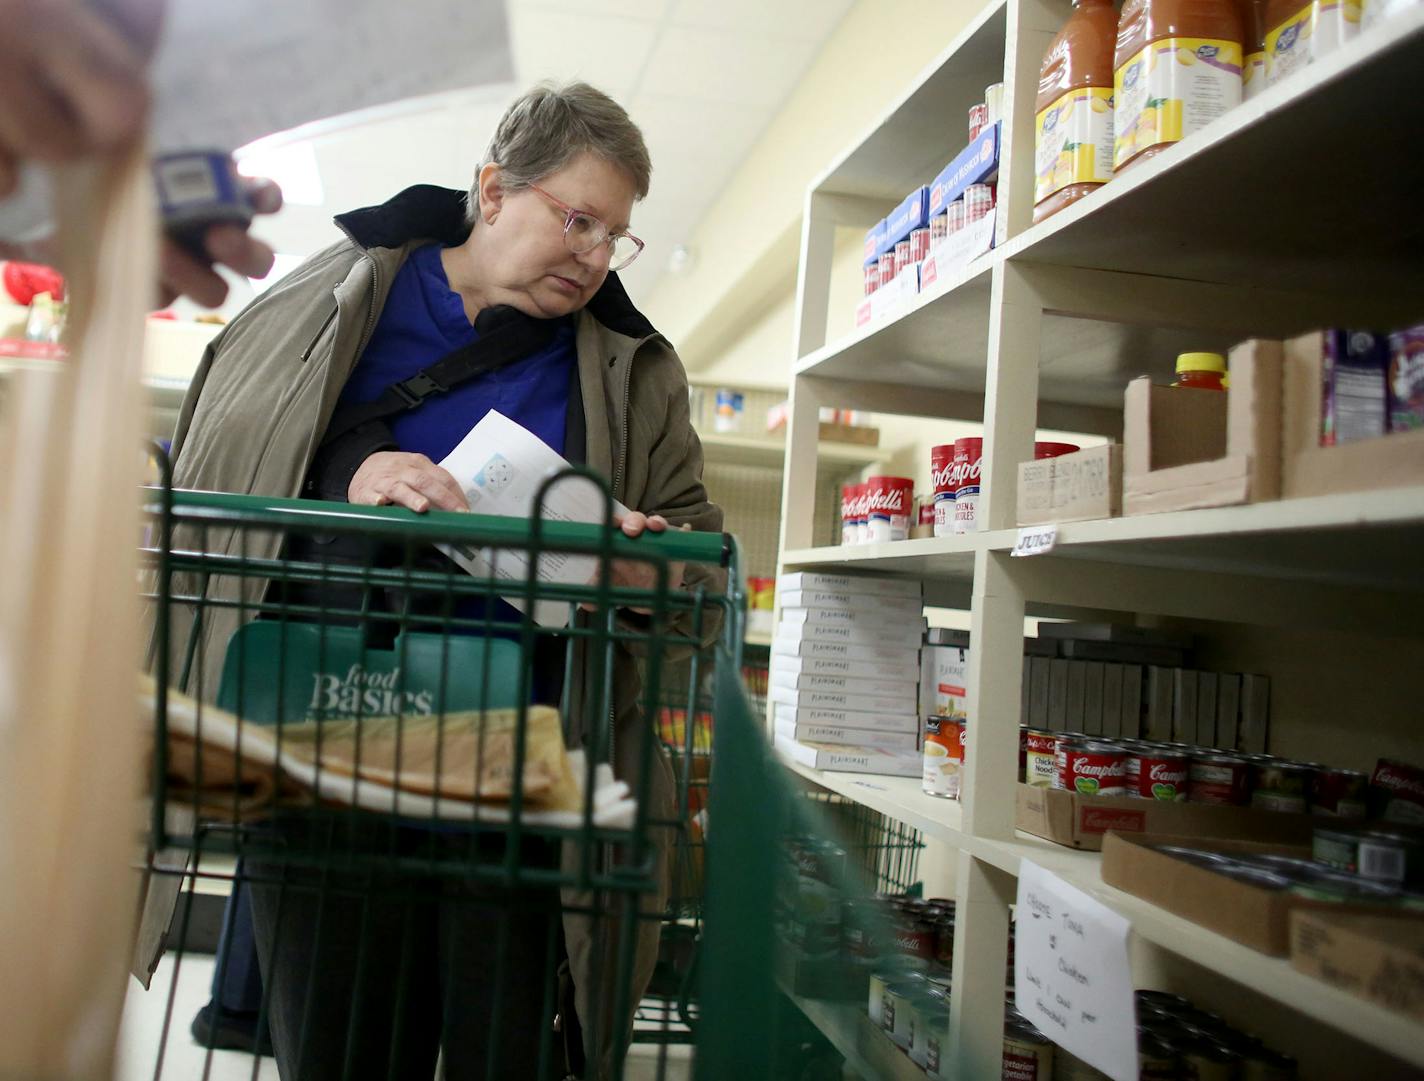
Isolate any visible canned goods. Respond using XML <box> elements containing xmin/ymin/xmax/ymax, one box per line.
<box><xmin>863</xmin><ymin>475</ymin><xmax>914</xmax><ymax>542</ymax></box>
<box><xmin>946</xmin><ymin>199</ymin><xmax>968</xmax><ymax>234</ymax></box>
<box><xmin>951</xmin><ymin>437</ymin><xmax>983</xmax><ymax>534</ymax></box>
<box><xmin>1289</xmin><ymin>867</ymin><xmax>1403</xmax><ymax>905</ymax></box>
<box><xmin>878</xmin><ymin>251</ymin><xmax>896</xmax><ymax>288</ymax></box>
<box><xmin>1368</xmin><ymin>758</ymin><xmax>1424</xmax><ymax>824</ymax></box>
<box><xmin>931</xmin><ymin>443</ymin><xmax>957</xmax><ymax>537</ymax></box>
<box><xmin>930</xmin><ymin>211</ymin><xmax>948</xmax><ymax>242</ymax></box>
<box><xmin>968</xmin><ymin>102</ymin><xmax>989</xmax><ymax>141</ymax></box>
<box><xmin>863</xmin><ymin>261</ymin><xmax>880</xmax><ymax>296</ymax></box>
<box><xmin>1131</xmin><ymin>748</ymin><xmax>1191</xmax><ymax>801</ymax></box>
<box><xmin>894</xmin><ymin>238</ymin><xmax>913</xmax><ymax>276</ymax></box>
<box><xmin>911</xmin><ymin>997</ymin><xmax>949</xmax><ymax>1070</ymax></box>
<box><xmin>1189</xmin><ymin>753</ymin><xmax>1252</xmax><ymax>806</ymax></box>
<box><xmin>1250</xmin><ymin>761</ymin><xmax>1315</xmax><ymax>814</ymax></box>
<box><xmin>923</xmin><ymin>715</ymin><xmax>966</xmax><ymax>799</ymax></box>
<box><xmin>983</xmin><ymin>82</ymin><xmax>1005</xmax><ymax>124</ymax></box>
<box><xmin>1035</xmin><ymin>440</ymin><xmax>1080</xmax><ymax>459</ymax></box>
<box><xmin>1024</xmin><ymin>727</ymin><xmax>1057</xmax><ymax>788</ymax></box>
<box><xmin>933</xmin><ymin>912</ymin><xmax>955</xmax><ymax>972</ymax></box>
<box><xmin>867</xmin><ymin>971</ymin><xmax>888</xmax><ymax>1026</ymax></box>
<box><xmin>1179</xmin><ymin>1039</ymin><xmax>1242</xmax><ymax>1081</ymax></box>
<box><xmin>1138</xmin><ymin>1033</ymin><xmax>1183</xmax><ymax>1080</ymax></box>
<box><xmin>1357</xmin><ymin>829</ymin><xmax>1424</xmax><ymax>885</ymax></box>
<box><xmin>884</xmin><ymin>976</ymin><xmax>924</xmax><ymax>1048</ymax></box>
<box><xmin>840</xmin><ymin>484</ymin><xmax>858</xmax><ymax>545</ymax></box>
<box><xmin>963</xmin><ymin>183</ymin><xmax>995</xmax><ymax>224</ymax></box>
<box><xmin>910</xmin><ymin>226</ymin><xmax>930</xmax><ymax>264</ymax></box>
<box><xmin>1057</xmin><ymin>738</ymin><xmax>1128</xmax><ymax>797</ymax></box>
<box><xmin>1002</xmin><ymin>1017</ymin><xmax>1054</xmax><ymax>1080</ymax></box>
<box><xmin>1310</xmin><ymin>767</ymin><xmax>1368</xmax><ymax>818</ymax></box>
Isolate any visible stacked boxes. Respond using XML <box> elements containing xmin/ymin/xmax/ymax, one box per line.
<box><xmin>771</xmin><ymin>572</ymin><xmax>924</xmax><ymax>777</ymax></box>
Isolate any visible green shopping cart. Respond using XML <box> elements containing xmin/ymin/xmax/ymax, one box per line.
<box><xmin>138</xmin><ymin>461</ymin><xmax>930</xmax><ymax>1081</ymax></box>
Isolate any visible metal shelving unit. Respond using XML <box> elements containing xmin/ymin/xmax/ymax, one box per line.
<box><xmin>772</xmin><ymin>3</ymin><xmax>1424</xmax><ymax>1077</ymax></box>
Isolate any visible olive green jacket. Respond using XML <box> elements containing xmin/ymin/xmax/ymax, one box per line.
<box><xmin>138</xmin><ymin>186</ymin><xmax>724</xmax><ymax>1077</ymax></box>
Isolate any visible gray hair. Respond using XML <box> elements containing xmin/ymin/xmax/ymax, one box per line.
<box><xmin>467</xmin><ymin>81</ymin><xmax>651</xmax><ymax>225</ymax></box>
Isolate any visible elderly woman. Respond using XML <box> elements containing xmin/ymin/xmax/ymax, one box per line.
<box><xmin>164</xmin><ymin>82</ymin><xmax>722</xmax><ymax>1079</ymax></box>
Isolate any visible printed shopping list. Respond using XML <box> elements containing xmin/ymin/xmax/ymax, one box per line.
<box><xmin>437</xmin><ymin>411</ymin><xmax>627</xmax><ymax>628</ymax></box>
<box><xmin>1014</xmin><ymin>861</ymin><xmax>1136</xmax><ymax>1081</ymax></box>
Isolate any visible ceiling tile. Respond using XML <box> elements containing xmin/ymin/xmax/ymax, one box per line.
<box><xmin>507</xmin><ymin>7</ymin><xmax>660</xmax><ymax>100</ymax></box>
<box><xmin>637</xmin><ymin>27</ymin><xmax>818</xmax><ymax>107</ymax></box>
<box><xmin>512</xmin><ymin>0</ymin><xmax>672</xmax><ymax>19</ymax></box>
<box><xmin>628</xmin><ymin>94</ymin><xmax>767</xmax><ymax>167</ymax></box>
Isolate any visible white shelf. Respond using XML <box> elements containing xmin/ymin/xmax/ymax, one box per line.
<box><xmin>785</xmin><ymin>758</ymin><xmax>1424</xmax><ymax>1069</ymax></box>
<box><xmin>699</xmin><ymin>431</ymin><xmax>886</xmax><ymax>470</ymax></box>
<box><xmin>786</xmin><ymin>486</ymin><xmax>1424</xmax><ymax>596</ymax></box>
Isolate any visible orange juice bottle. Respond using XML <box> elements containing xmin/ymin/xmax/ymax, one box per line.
<box><xmin>1264</xmin><ymin>0</ymin><xmax>1361</xmax><ymax>87</ymax></box>
<box><xmin>1033</xmin><ymin>0</ymin><xmax>1120</xmax><ymax>223</ymax></box>
<box><xmin>1112</xmin><ymin>0</ymin><xmax>1245</xmax><ymax>173</ymax></box>
<box><xmin>1241</xmin><ymin>0</ymin><xmax>1270</xmax><ymax>97</ymax></box>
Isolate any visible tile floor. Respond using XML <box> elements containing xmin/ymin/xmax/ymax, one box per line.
<box><xmin>116</xmin><ymin>955</ymin><xmax>692</xmax><ymax>1081</ymax></box>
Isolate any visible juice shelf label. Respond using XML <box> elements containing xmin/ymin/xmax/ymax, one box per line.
<box><xmin>1113</xmin><ymin>37</ymin><xmax>1243</xmax><ymax>170</ymax></box>
<box><xmin>1034</xmin><ymin>87</ymin><xmax>1115</xmax><ymax>204</ymax></box>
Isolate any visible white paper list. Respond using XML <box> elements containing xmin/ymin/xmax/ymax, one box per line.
<box><xmin>1014</xmin><ymin>860</ymin><xmax>1137</xmax><ymax>1081</ymax></box>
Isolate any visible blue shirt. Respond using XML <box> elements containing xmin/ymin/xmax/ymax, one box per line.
<box><xmin>338</xmin><ymin>242</ymin><xmax>575</xmax><ymax>461</ymax></box>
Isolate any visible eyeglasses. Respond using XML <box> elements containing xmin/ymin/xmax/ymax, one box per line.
<box><xmin>528</xmin><ymin>183</ymin><xmax>644</xmax><ymax>272</ymax></box>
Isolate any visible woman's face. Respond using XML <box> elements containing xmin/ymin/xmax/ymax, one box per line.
<box><xmin>475</xmin><ymin>152</ymin><xmax>638</xmax><ymax>318</ymax></box>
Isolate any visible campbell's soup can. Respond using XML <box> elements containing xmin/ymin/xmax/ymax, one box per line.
<box><xmin>863</xmin><ymin>262</ymin><xmax>880</xmax><ymax>296</ymax></box>
<box><xmin>1131</xmin><ymin>749</ymin><xmax>1191</xmax><ymax>801</ymax></box>
<box><xmin>1057</xmin><ymin>738</ymin><xmax>1127</xmax><ymax>797</ymax></box>
<box><xmin>967</xmin><ymin>102</ymin><xmax>989</xmax><ymax>141</ymax></box>
<box><xmin>878</xmin><ymin>251</ymin><xmax>896</xmax><ymax>288</ymax></box>
<box><xmin>1024</xmin><ymin>728</ymin><xmax>1057</xmax><ymax>788</ymax></box>
<box><xmin>930</xmin><ymin>212</ymin><xmax>948</xmax><ymax>242</ymax></box>
<box><xmin>1002</xmin><ymin>1017</ymin><xmax>1054</xmax><ymax>1080</ymax></box>
<box><xmin>963</xmin><ymin>183</ymin><xmax>995</xmax><ymax>224</ymax></box>
<box><xmin>910</xmin><ymin>226</ymin><xmax>931</xmax><ymax>265</ymax></box>
<box><xmin>951</xmin><ymin>438</ymin><xmax>983</xmax><ymax>534</ymax></box>
<box><xmin>917</xmin><ymin>496</ymin><xmax>936</xmax><ymax>527</ymax></box>
<box><xmin>930</xmin><ymin>443</ymin><xmax>957</xmax><ymax>537</ymax></box>
<box><xmin>1311</xmin><ymin>767</ymin><xmax>1368</xmax><ymax>818</ymax></box>
<box><xmin>894</xmin><ymin>239</ymin><xmax>913</xmax><ymax>276</ymax></box>
<box><xmin>946</xmin><ymin>200</ymin><xmax>967</xmax><ymax>234</ymax></box>
<box><xmin>1035</xmin><ymin>441</ymin><xmax>1080</xmax><ymax>460</ymax></box>
<box><xmin>923</xmin><ymin>716</ymin><xmax>966</xmax><ymax>799</ymax></box>
<box><xmin>1190</xmin><ymin>753</ymin><xmax>1252</xmax><ymax>806</ymax></box>
<box><xmin>851</xmin><ymin>482</ymin><xmax>869</xmax><ymax>544</ymax></box>
<box><xmin>864</xmin><ymin>475</ymin><xmax>914</xmax><ymax>542</ymax></box>
<box><xmin>840</xmin><ymin>484</ymin><xmax>858</xmax><ymax>545</ymax></box>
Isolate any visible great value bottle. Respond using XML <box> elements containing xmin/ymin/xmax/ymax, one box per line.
<box><xmin>1112</xmin><ymin>0</ymin><xmax>1245</xmax><ymax>173</ymax></box>
<box><xmin>1264</xmin><ymin>0</ymin><xmax>1361</xmax><ymax>86</ymax></box>
<box><xmin>1242</xmin><ymin>0</ymin><xmax>1270</xmax><ymax>96</ymax></box>
<box><xmin>1033</xmin><ymin>0</ymin><xmax>1119</xmax><ymax>223</ymax></box>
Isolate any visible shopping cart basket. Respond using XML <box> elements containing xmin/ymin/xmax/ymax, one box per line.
<box><xmin>137</xmin><ymin>463</ymin><xmax>738</xmax><ymax>1081</ymax></box>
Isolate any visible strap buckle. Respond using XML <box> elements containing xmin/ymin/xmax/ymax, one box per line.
<box><xmin>392</xmin><ymin>372</ymin><xmax>445</xmax><ymax>407</ymax></box>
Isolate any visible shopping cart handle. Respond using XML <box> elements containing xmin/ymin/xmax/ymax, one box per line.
<box><xmin>150</xmin><ymin>487</ymin><xmax>734</xmax><ymax>568</ymax></box>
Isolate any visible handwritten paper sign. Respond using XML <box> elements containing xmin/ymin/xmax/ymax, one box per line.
<box><xmin>1014</xmin><ymin>861</ymin><xmax>1136</xmax><ymax>1081</ymax></box>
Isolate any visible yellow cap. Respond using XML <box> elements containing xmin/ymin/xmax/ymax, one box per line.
<box><xmin>1176</xmin><ymin>351</ymin><xmax>1227</xmax><ymax>374</ymax></box>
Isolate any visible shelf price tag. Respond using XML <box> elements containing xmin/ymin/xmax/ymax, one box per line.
<box><xmin>1012</xmin><ymin>525</ymin><xmax>1058</xmax><ymax>557</ymax></box>
<box><xmin>1015</xmin><ymin>861</ymin><xmax>1136</xmax><ymax>1081</ymax></box>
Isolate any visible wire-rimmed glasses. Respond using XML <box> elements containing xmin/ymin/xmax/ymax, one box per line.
<box><xmin>528</xmin><ymin>183</ymin><xmax>644</xmax><ymax>272</ymax></box>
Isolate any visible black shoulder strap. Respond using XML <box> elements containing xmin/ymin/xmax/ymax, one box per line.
<box><xmin>320</xmin><ymin>306</ymin><xmax>560</xmax><ymax>448</ymax></box>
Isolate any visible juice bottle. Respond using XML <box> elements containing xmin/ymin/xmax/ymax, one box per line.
<box><xmin>1264</xmin><ymin>0</ymin><xmax>1361</xmax><ymax>86</ymax></box>
<box><xmin>1033</xmin><ymin>0</ymin><xmax>1120</xmax><ymax>223</ymax></box>
<box><xmin>1173</xmin><ymin>351</ymin><xmax>1228</xmax><ymax>389</ymax></box>
<box><xmin>1241</xmin><ymin>0</ymin><xmax>1270</xmax><ymax>97</ymax></box>
<box><xmin>1112</xmin><ymin>0</ymin><xmax>1244</xmax><ymax>173</ymax></box>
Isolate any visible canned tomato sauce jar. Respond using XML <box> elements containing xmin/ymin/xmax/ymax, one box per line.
<box><xmin>1190</xmin><ymin>753</ymin><xmax>1252</xmax><ymax>806</ymax></box>
<box><xmin>1057</xmin><ymin>738</ymin><xmax>1127</xmax><ymax>797</ymax></box>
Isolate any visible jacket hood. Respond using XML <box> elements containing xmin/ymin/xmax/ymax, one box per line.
<box><xmin>334</xmin><ymin>184</ymin><xmax>656</xmax><ymax>340</ymax></box>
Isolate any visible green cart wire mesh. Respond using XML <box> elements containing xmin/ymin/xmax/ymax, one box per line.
<box><xmin>137</xmin><ymin>459</ymin><xmax>930</xmax><ymax>1081</ymax></box>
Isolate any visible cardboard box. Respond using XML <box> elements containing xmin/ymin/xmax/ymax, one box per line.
<box><xmin>1016</xmin><ymin>785</ymin><xmax>1316</xmax><ymax>855</ymax></box>
<box><xmin>776</xmin><ymin>572</ymin><xmax>922</xmax><ymax>600</ymax></box>
<box><xmin>884</xmin><ymin>186</ymin><xmax>930</xmax><ymax>249</ymax></box>
<box><xmin>1290</xmin><ymin>908</ymin><xmax>1424</xmax><ymax>1023</ymax></box>
<box><xmin>1281</xmin><ymin>330</ymin><xmax>1424</xmax><ymax>499</ymax></box>
<box><xmin>929</xmin><ymin>122</ymin><xmax>1000</xmax><ymax>214</ymax></box>
<box><xmin>1017</xmin><ymin>443</ymin><xmax>1123</xmax><ymax>525</ymax></box>
<box><xmin>1100</xmin><ymin>832</ymin><xmax>1313</xmax><ymax>954</ymax></box>
<box><xmin>1123</xmin><ymin>339</ymin><xmax>1283</xmax><ymax>516</ymax></box>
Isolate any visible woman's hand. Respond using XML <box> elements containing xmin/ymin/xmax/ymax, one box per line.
<box><xmin>586</xmin><ymin>512</ymin><xmax>688</xmax><ymax>613</ymax></box>
<box><xmin>349</xmin><ymin>452</ymin><xmax>468</xmax><ymax>514</ymax></box>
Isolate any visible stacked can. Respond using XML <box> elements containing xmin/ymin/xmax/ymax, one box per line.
<box><xmin>983</xmin><ymin>82</ymin><xmax>1005</xmax><ymax>126</ymax></box>
<box><xmin>946</xmin><ymin>200</ymin><xmax>968</xmax><ymax>235</ymax></box>
<box><xmin>923</xmin><ymin>715</ymin><xmax>967</xmax><ymax>799</ymax></box>
<box><xmin>963</xmin><ymin>183</ymin><xmax>996</xmax><ymax>225</ymax></box>
<box><xmin>878</xmin><ymin>251</ymin><xmax>896</xmax><ymax>289</ymax></box>
<box><xmin>840</xmin><ymin>484</ymin><xmax>859</xmax><ymax>545</ymax></box>
<box><xmin>863</xmin><ymin>475</ymin><xmax>914</xmax><ymax>542</ymax></box>
<box><xmin>968</xmin><ymin>102</ymin><xmax>990</xmax><ymax>141</ymax></box>
<box><xmin>930</xmin><ymin>212</ymin><xmax>949</xmax><ymax>244</ymax></box>
<box><xmin>863</xmin><ymin>263</ymin><xmax>880</xmax><ymax>297</ymax></box>
<box><xmin>894</xmin><ymin>236</ymin><xmax>913</xmax><ymax>276</ymax></box>
<box><xmin>909</xmin><ymin>223</ymin><xmax>931</xmax><ymax>265</ymax></box>
<box><xmin>951</xmin><ymin>437</ymin><xmax>982</xmax><ymax>534</ymax></box>
<box><xmin>930</xmin><ymin>443</ymin><xmax>957</xmax><ymax>537</ymax></box>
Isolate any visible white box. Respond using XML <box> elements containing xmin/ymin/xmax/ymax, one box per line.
<box><xmin>776</xmin><ymin>572</ymin><xmax>921</xmax><ymax>601</ymax></box>
<box><xmin>779</xmin><ymin>605</ymin><xmax>926</xmax><ymax>636</ymax></box>
<box><xmin>774</xmin><ymin>736</ymin><xmax>923</xmax><ymax>778</ymax></box>
<box><xmin>774</xmin><ymin>615</ymin><xmax>924</xmax><ymax>648</ymax></box>
<box><xmin>770</xmin><ymin>654</ymin><xmax>921</xmax><ymax>685</ymax></box>
<box><xmin>771</xmin><ymin>683</ymin><xmax>913</xmax><ymax>715</ymax></box>
<box><xmin>770</xmin><ymin>667</ymin><xmax>918</xmax><ymax>707</ymax></box>
<box><xmin>773</xmin><ymin>705</ymin><xmax>921</xmax><ymax>735</ymax></box>
<box><xmin>772</xmin><ymin>635</ymin><xmax>920</xmax><ymax>665</ymax></box>
<box><xmin>778</xmin><ymin>589</ymin><xmax>924</xmax><ymax>617</ymax></box>
<box><xmin>774</xmin><ymin>717</ymin><xmax>919</xmax><ymax>753</ymax></box>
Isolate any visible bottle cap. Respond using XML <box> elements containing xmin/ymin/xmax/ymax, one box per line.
<box><xmin>1176</xmin><ymin>351</ymin><xmax>1227</xmax><ymax>374</ymax></box>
